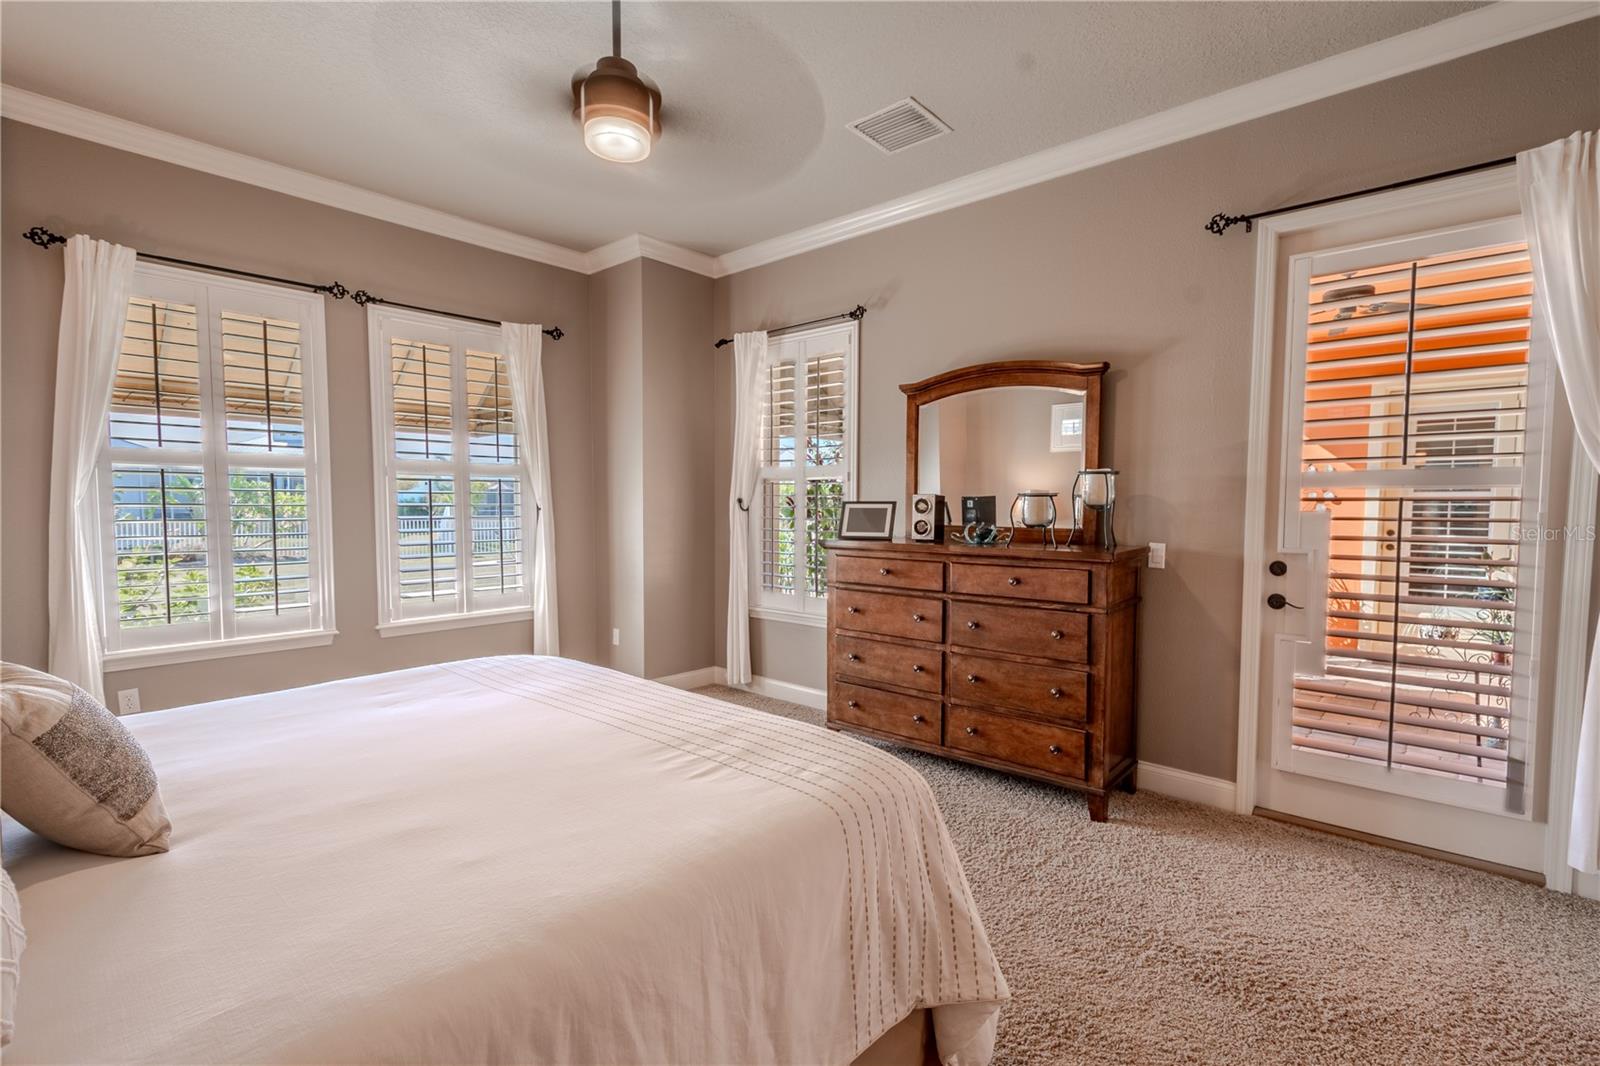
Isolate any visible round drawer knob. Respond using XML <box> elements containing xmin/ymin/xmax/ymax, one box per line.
<box><xmin>847</xmin><ymin>606</ymin><xmax>859</xmax><ymax>614</ymax></box>
<box><xmin>1050</xmin><ymin>629</ymin><xmax>1063</xmax><ymax>640</ymax></box>
<box><xmin>1049</xmin><ymin>687</ymin><xmax>1063</xmax><ymax>698</ymax></box>
<box><xmin>846</xmin><ymin>653</ymin><xmax>859</xmax><ymax>662</ymax></box>
<box><xmin>847</xmin><ymin>699</ymin><xmax>859</xmax><ymax>709</ymax></box>
<box><xmin>879</xmin><ymin>567</ymin><xmax>890</xmax><ymax>576</ymax></box>
<box><xmin>965</xmin><ymin>726</ymin><xmax>978</xmax><ymax>736</ymax></box>
<box><xmin>912</xmin><ymin>664</ymin><xmax>924</xmax><ymax>673</ymax></box>
<box><xmin>967</xmin><ymin>620</ymin><xmax>980</xmax><ymax>630</ymax></box>
<box><xmin>1049</xmin><ymin>744</ymin><xmax>1062</xmax><ymax>756</ymax></box>
<box><xmin>912</xmin><ymin>613</ymin><xmax>925</xmax><ymax>623</ymax></box>
<box><xmin>966</xmin><ymin>674</ymin><xmax>978</xmax><ymax>684</ymax></box>
<box><xmin>912</xmin><ymin>714</ymin><xmax>926</xmax><ymax>724</ymax></box>
<box><xmin>1007</xmin><ymin>577</ymin><xmax>1020</xmax><ymax>586</ymax></box>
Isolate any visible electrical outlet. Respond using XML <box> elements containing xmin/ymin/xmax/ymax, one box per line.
<box><xmin>1148</xmin><ymin>542</ymin><xmax>1167</xmax><ymax>569</ymax></box>
<box><xmin>116</xmin><ymin>688</ymin><xmax>141</xmax><ymax>715</ymax></box>
<box><xmin>611</xmin><ymin>628</ymin><xmax>621</xmax><ymax>647</ymax></box>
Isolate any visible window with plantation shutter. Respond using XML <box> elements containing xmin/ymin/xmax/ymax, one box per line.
<box><xmin>752</xmin><ymin>321</ymin><xmax>858</xmax><ymax>623</ymax></box>
<box><xmin>369</xmin><ymin>309</ymin><xmax>533</xmax><ymax>633</ymax></box>
<box><xmin>1287</xmin><ymin>221</ymin><xmax>1547</xmax><ymax>802</ymax></box>
<box><xmin>99</xmin><ymin>265</ymin><xmax>335</xmax><ymax>667</ymax></box>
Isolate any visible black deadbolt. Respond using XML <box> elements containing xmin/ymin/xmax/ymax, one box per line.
<box><xmin>1268</xmin><ymin>560</ymin><xmax>1288</xmax><ymax>576</ymax></box>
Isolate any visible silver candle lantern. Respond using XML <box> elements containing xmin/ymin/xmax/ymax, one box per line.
<box><xmin>1067</xmin><ymin>469</ymin><xmax>1119</xmax><ymax>551</ymax></box>
<box><xmin>1007</xmin><ymin>490</ymin><xmax>1060</xmax><ymax>548</ymax></box>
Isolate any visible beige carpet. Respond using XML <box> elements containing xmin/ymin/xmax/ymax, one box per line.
<box><xmin>694</xmin><ymin>685</ymin><xmax>1600</xmax><ymax>1066</ymax></box>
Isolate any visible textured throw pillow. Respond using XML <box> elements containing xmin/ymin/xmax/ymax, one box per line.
<box><xmin>0</xmin><ymin>663</ymin><xmax>170</xmax><ymax>856</ymax></box>
<box><xmin>0</xmin><ymin>864</ymin><xmax>21</xmax><ymax>1047</ymax></box>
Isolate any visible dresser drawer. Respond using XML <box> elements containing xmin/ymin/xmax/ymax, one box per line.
<box><xmin>832</xmin><ymin>589</ymin><xmax>944</xmax><ymax>642</ymax></box>
<box><xmin>835</xmin><ymin>634</ymin><xmax>942</xmax><ymax>694</ymax></box>
<box><xmin>948</xmin><ymin>653</ymin><xmax>1088</xmax><ymax>723</ymax></box>
<box><xmin>834</xmin><ymin>554</ymin><xmax>944</xmax><ymax>592</ymax></box>
<box><xmin>950</xmin><ymin>562</ymin><xmax>1090</xmax><ymax>604</ymax></box>
<box><xmin>946</xmin><ymin>705</ymin><xmax>1088</xmax><ymax>781</ymax></box>
<box><xmin>830</xmin><ymin>682</ymin><xmax>941</xmax><ymax>744</ymax></box>
<box><xmin>949</xmin><ymin>601</ymin><xmax>1089</xmax><ymax>663</ymax></box>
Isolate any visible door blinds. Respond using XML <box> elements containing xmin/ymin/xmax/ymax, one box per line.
<box><xmin>1293</xmin><ymin>239</ymin><xmax>1534</xmax><ymax>788</ymax></box>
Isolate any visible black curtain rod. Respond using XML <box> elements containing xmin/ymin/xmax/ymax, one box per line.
<box><xmin>1204</xmin><ymin>156</ymin><xmax>1517</xmax><ymax>236</ymax></box>
<box><xmin>714</xmin><ymin>304</ymin><xmax>866</xmax><ymax>349</ymax></box>
<box><xmin>349</xmin><ymin>292</ymin><xmax>563</xmax><ymax>339</ymax></box>
<box><xmin>20</xmin><ymin>226</ymin><xmax>564</xmax><ymax>340</ymax></box>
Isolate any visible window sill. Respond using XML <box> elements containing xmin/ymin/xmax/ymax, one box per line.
<box><xmin>376</xmin><ymin>607</ymin><xmax>534</xmax><ymax>638</ymax></box>
<box><xmin>749</xmin><ymin>605</ymin><xmax>828</xmax><ymax>629</ymax></box>
<box><xmin>103</xmin><ymin>629</ymin><xmax>338</xmax><ymax>672</ymax></box>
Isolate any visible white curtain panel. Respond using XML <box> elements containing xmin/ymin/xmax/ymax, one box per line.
<box><xmin>48</xmin><ymin>235</ymin><xmax>137</xmax><ymax>702</ymax></box>
<box><xmin>1518</xmin><ymin>130</ymin><xmax>1600</xmax><ymax>873</ymax></box>
<box><xmin>725</xmin><ymin>331</ymin><xmax>770</xmax><ymax>686</ymax></box>
<box><xmin>501</xmin><ymin>323</ymin><xmax>560</xmax><ymax>656</ymax></box>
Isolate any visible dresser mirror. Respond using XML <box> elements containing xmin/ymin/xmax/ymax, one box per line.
<box><xmin>902</xmin><ymin>360</ymin><xmax>1109</xmax><ymax>543</ymax></box>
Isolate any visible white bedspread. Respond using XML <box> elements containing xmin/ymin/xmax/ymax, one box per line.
<box><xmin>4</xmin><ymin>656</ymin><xmax>1006</xmax><ymax>1064</ymax></box>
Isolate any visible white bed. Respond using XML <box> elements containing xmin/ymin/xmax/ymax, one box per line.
<box><xmin>3</xmin><ymin>656</ymin><xmax>1006</xmax><ymax>1064</ymax></box>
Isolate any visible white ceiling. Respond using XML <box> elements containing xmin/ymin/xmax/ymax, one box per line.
<box><xmin>1</xmin><ymin>2</ymin><xmax>1488</xmax><ymax>257</ymax></box>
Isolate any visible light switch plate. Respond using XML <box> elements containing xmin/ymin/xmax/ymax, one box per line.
<box><xmin>116</xmin><ymin>688</ymin><xmax>141</xmax><ymax>715</ymax></box>
<box><xmin>1148</xmin><ymin>542</ymin><xmax>1167</xmax><ymax>569</ymax></box>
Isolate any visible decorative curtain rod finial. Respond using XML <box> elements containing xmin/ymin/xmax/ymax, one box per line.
<box><xmin>24</xmin><ymin>226</ymin><xmax>67</xmax><ymax>248</ymax></box>
<box><xmin>1204</xmin><ymin>213</ymin><xmax>1253</xmax><ymax>236</ymax></box>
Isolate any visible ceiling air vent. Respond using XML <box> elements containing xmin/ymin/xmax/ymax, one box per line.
<box><xmin>849</xmin><ymin>97</ymin><xmax>951</xmax><ymax>154</ymax></box>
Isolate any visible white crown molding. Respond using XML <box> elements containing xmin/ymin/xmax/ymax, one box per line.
<box><xmin>585</xmin><ymin>233</ymin><xmax>719</xmax><ymax>277</ymax></box>
<box><xmin>5</xmin><ymin>3</ymin><xmax>1592</xmax><ymax>282</ymax></box>
<box><xmin>712</xmin><ymin>1</ymin><xmax>1598</xmax><ymax>276</ymax></box>
<box><xmin>0</xmin><ymin>84</ymin><xmax>593</xmax><ymax>274</ymax></box>
<box><xmin>585</xmin><ymin>234</ymin><xmax>648</xmax><ymax>274</ymax></box>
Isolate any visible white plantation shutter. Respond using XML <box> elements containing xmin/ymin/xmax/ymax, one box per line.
<box><xmin>1290</xmin><ymin>225</ymin><xmax>1544</xmax><ymax>798</ymax></box>
<box><xmin>753</xmin><ymin>321</ymin><xmax>857</xmax><ymax>619</ymax></box>
<box><xmin>370</xmin><ymin>310</ymin><xmax>534</xmax><ymax>628</ymax></box>
<box><xmin>100</xmin><ymin>265</ymin><xmax>334</xmax><ymax>659</ymax></box>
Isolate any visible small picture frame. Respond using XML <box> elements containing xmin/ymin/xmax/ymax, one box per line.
<box><xmin>838</xmin><ymin>500</ymin><xmax>897</xmax><ymax>541</ymax></box>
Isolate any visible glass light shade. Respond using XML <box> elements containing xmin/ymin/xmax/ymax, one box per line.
<box><xmin>584</xmin><ymin>115</ymin><xmax>651</xmax><ymax>163</ymax></box>
<box><xmin>573</xmin><ymin>56</ymin><xmax>661</xmax><ymax>164</ymax></box>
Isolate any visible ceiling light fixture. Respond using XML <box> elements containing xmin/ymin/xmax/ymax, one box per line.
<box><xmin>572</xmin><ymin>0</ymin><xmax>661</xmax><ymax>164</ymax></box>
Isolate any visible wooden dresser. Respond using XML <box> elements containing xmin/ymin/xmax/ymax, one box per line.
<box><xmin>825</xmin><ymin>539</ymin><xmax>1145</xmax><ymax>821</ymax></box>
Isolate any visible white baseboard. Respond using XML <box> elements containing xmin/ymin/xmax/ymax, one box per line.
<box><xmin>651</xmin><ymin>666</ymin><xmax>723</xmax><ymax>690</ymax></box>
<box><xmin>1136</xmin><ymin>761</ymin><xmax>1237</xmax><ymax>810</ymax></box>
<box><xmin>652</xmin><ymin>666</ymin><xmax>828</xmax><ymax>710</ymax></box>
<box><xmin>743</xmin><ymin>674</ymin><xmax>827</xmax><ymax>710</ymax></box>
<box><xmin>660</xmin><ymin>667</ymin><xmax>1235</xmax><ymax>804</ymax></box>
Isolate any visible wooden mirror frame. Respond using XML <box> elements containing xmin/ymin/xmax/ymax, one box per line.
<box><xmin>901</xmin><ymin>359</ymin><xmax>1110</xmax><ymax>543</ymax></box>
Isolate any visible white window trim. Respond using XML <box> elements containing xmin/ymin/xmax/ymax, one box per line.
<box><xmin>92</xmin><ymin>262</ymin><xmax>337</xmax><ymax>669</ymax></box>
<box><xmin>1270</xmin><ymin>214</ymin><xmax>1552</xmax><ymax>818</ymax></box>
<box><xmin>366</xmin><ymin>306</ymin><xmax>535</xmax><ymax>630</ymax></box>
<box><xmin>1234</xmin><ymin>165</ymin><xmax>1600</xmax><ymax>902</ymax></box>
<box><xmin>104</xmin><ymin>629</ymin><xmax>338</xmax><ymax>672</ymax></box>
<box><xmin>749</xmin><ymin>320</ymin><xmax>860</xmax><ymax>623</ymax></box>
<box><xmin>376</xmin><ymin>606</ymin><xmax>535</xmax><ymax>638</ymax></box>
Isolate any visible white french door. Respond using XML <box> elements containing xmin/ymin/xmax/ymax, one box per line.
<box><xmin>1248</xmin><ymin>182</ymin><xmax>1557</xmax><ymax>872</ymax></box>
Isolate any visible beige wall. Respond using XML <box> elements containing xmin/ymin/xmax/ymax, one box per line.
<box><xmin>1</xmin><ymin>121</ymin><xmax>601</xmax><ymax>710</ymax></box>
<box><xmin>639</xmin><ymin>259</ymin><xmax>716</xmax><ymax>679</ymax></box>
<box><xmin>587</xmin><ymin>258</ymin><xmax>716</xmax><ymax>677</ymax></box>
<box><xmin>588</xmin><ymin>259</ymin><xmax>646</xmax><ymax>674</ymax></box>
<box><xmin>711</xmin><ymin>23</ymin><xmax>1600</xmax><ymax>782</ymax></box>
